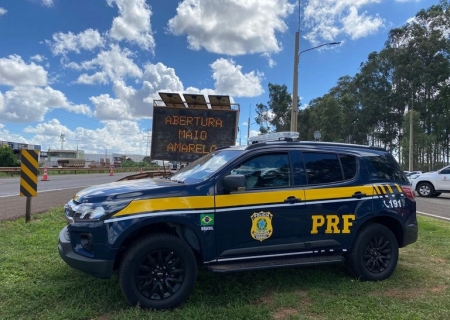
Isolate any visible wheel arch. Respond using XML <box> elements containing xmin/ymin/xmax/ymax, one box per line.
<box><xmin>356</xmin><ymin>215</ymin><xmax>406</xmax><ymax>247</ymax></box>
<box><xmin>113</xmin><ymin>221</ymin><xmax>203</xmax><ymax>270</ymax></box>
<box><xmin>415</xmin><ymin>180</ymin><xmax>434</xmax><ymax>191</ymax></box>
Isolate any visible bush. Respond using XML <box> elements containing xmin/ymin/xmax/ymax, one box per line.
<box><xmin>0</xmin><ymin>146</ymin><xmax>20</xmax><ymax>167</ymax></box>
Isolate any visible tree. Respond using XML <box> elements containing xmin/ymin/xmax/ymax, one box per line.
<box><xmin>255</xmin><ymin>83</ymin><xmax>292</xmax><ymax>133</ymax></box>
<box><xmin>0</xmin><ymin>146</ymin><xmax>20</xmax><ymax>167</ymax></box>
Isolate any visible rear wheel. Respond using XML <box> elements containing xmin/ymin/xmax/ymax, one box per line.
<box><xmin>347</xmin><ymin>223</ymin><xmax>398</xmax><ymax>281</ymax></box>
<box><xmin>119</xmin><ymin>233</ymin><xmax>197</xmax><ymax>310</ymax></box>
<box><xmin>417</xmin><ymin>182</ymin><xmax>434</xmax><ymax>197</ymax></box>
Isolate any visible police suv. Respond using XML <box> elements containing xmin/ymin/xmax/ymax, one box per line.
<box><xmin>58</xmin><ymin>132</ymin><xmax>418</xmax><ymax>310</ymax></box>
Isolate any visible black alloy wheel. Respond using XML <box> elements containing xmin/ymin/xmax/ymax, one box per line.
<box><xmin>119</xmin><ymin>233</ymin><xmax>197</xmax><ymax>310</ymax></box>
<box><xmin>362</xmin><ymin>234</ymin><xmax>392</xmax><ymax>274</ymax></box>
<box><xmin>136</xmin><ymin>249</ymin><xmax>185</xmax><ymax>300</ymax></box>
<box><xmin>347</xmin><ymin>223</ymin><xmax>399</xmax><ymax>281</ymax></box>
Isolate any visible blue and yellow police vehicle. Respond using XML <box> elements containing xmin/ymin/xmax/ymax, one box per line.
<box><xmin>58</xmin><ymin>132</ymin><xmax>418</xmax><ymax>310</ymax></box>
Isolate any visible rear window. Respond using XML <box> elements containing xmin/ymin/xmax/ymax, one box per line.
<box><xmin>302</xmin><ymin>152</ymin><xmax>357</xmax><ymax>185</ymax></box>
<box><xmin>365</xmin><ymin>154</ymin><xmax>408</xmax><ymax>183</ymax></box>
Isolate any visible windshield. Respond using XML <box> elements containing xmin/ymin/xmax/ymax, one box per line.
<box><xmin>169</xmin><ymin>149</ymin><xmax>243</xmax><ymax>184</ymax></box>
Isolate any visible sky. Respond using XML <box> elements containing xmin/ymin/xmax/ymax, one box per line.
<box><xmin>0</xmin><ymin>0</ymin><xmax>439</xmax><ymax>156</ymax></box>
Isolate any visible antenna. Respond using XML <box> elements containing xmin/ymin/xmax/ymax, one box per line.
<box><xmin>60</xmin><ymin>133</ymin><xmax>65</xmax><ymax>150</ymax></box>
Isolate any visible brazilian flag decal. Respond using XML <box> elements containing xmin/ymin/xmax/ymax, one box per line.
<box><xmin>200</xmin><ymin>214</ymin><xmax>214</xmax><ymax>226</ymax></box>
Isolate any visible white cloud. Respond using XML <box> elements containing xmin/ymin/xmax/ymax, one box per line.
<box><xmin>0</xmin><ymin>7</ymin><xmax>7</xmax><ymax>16</ymax></box>
<box><xmin>0</xmin><ymin>55</ymin><xmax>47</xmax><ymax>87</ymax></box>
<box><xmin>0</xmin><ymin>86</ymin><xmax>92</xmax><ymax>123</ymax></box>
<box><xmin>42</xmin><ymin>0</ymin><xmax>54</xmax><ymax>7</ymax></box>
<box><xmin>24</xmin><ymin>119</ymin><xmax>69</xmax><ymax>137</ymax></box>
<box><xmin>210</xmin><ymin>58</ymin><xmax>264</xmax><ymax>97</ymax></box>
<box><xmin>74</xmin><ymin>44</ymin><xmax>143</xmax><ymax>84</ymax></box>
<box><xmin>48</xmin><ymin>29</ymin><xmax>105</xmax><ymax>56</ymax></box>
<box><xmin>90</xmin><ymin>92</ymin><xmax>133</xmax><ymax>120</ymax></box>
<box><xmin>303</xmin><ymin>0</ymin><xmax>385</xmax><ymax>45</ymax></box>
<box><xmin>30</xmin><ymin>55</ymin><xmax>46</xmax><ymax>62</ymax></box>
<box><xmin>342</xmin><ymin>7</ymin><xmax>384</xmax><ymax>39</ymax></box>
<box><xmin>142</xmin><ymin>62</ymin><xmax>184</xmax><ymax>93</ymax></box>
<box><xmin>168</xmin><ymin>0</ymin><xmax>295</xmax><ymax>55</ymax></box>
<box><xmin>91</xmin><ymin>62</ymin><xmax>185</xmax><ymax>120</ymax></box>
<box><xmin>19</xmin><ymin>118</ymin><xmax>147</xmax><ymax>155</ymax></box>
<box><xmin>90</xmin><ymin>59</ymin><xmax>263</xmax><ymax>121</ymax></box>
<box><xmin>107</xmin><ymin>0</ymin><xmax>155</xmax><ymax>51</ymax></box>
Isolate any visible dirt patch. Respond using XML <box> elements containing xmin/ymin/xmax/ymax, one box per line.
<box><xmin>253</xmin><ymin>289</ymin><xmax>318</xmax><ymax>319</ymax></box>
<box><xmin>272</xmin><ymin>308</ymin><xmax>298</xmax><ymax>319</ymax></box>
<box><xmin>253</xmin><ymin>290</ymin><xmax>275</xmax><ymax>306</ymax></box>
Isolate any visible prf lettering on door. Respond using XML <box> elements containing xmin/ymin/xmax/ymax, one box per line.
<box><xmin>310</xmin><ymin>214</ymin><xmax>356</xmax><ymax>234</ymax></box>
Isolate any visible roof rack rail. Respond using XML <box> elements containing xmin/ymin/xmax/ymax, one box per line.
<box><xmin>248</xmin><ymin>132</ymin><xmax>299</xmax><ymax>144</ymax></box>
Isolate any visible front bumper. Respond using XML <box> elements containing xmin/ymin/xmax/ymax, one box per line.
<box><xmin>58</xmin><ymin>226</ymin><xmax>114</xmax><ymax>279</ymax></box>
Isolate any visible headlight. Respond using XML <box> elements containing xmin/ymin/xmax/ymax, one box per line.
<box><xmin>64</xmin><ymin>200</ymin><xmax>130</xmax><ymax>222</ymax></box>
<box><xmin>409</xmin><ymin>174</ymin><xmax>420</xmax><ymax>180</ymax></box>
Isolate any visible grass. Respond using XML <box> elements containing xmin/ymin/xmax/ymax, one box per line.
<box><xmin>0</xmin><ymin>210</ymin><xmax>449</xmax><ymax>320</ymax></box>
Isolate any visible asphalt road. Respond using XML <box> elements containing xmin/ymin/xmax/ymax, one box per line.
<box><xmin>1</xmin><ymin>175</ymin><xmax>449</xmax><ymax>222</ymax></box>
<box><xmin>0</xmin><ymin>172</ymin><xmax>134</xmax><ymax>221</ymax></box>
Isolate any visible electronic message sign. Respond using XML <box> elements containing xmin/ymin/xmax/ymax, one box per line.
<box><xmin>151</xmin><ymin>106</ymin><xmax>238</xmax><ymax>162</ymax></box>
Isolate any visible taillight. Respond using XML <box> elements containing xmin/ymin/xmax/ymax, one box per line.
<box><xmin>401</xmin><ymin>185</ymin><xmax>416</xmax><ymax>201</ymax></box>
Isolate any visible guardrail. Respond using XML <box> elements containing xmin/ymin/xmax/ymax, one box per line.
<box><xmin>0</xmin><ymin>167</ymin><xmax>171</xmax><ymax>177</ymax></box>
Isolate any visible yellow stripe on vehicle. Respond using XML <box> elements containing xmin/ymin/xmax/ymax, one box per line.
<box><xmin>215</xmin><ymin>189</ymin><xmax>305</xmax><ymax>208</ymax></box>
<box><xmin>113</xmin><ymin>195</ymin><xmax>215</xmax><ymax>216</ymax></box>
<box><xmin>305</xmin><ymin>185</ymin><xmax>374</xmax><ymax>200</ymax></box>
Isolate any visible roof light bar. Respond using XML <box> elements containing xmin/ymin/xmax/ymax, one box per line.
<box><xmin>248</xmin><ymin>131</ymin><xmax>299</xmax><ymax>144</ymax></box>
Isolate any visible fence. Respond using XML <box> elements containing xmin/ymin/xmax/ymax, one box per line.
<box><xmin>0</xmin><ymin>166</ymin><xmax>171</xmax><ymax>177</ymax></box>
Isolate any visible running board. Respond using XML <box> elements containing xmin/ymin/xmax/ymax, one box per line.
<box><xmin>205</xmin><ymin>255</ymin><xmax>344</xmax><ymax>273</ymax></box>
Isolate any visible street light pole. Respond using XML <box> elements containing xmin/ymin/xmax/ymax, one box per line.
<box><xmin>290</xmin><ymin>34</ymin><xmax>341</xmax><ymax>132</ymax></box>
<box><xmin>291</xmin><ymin>32</ymin><xmax>300</xmax><ymax>133</ymax></box>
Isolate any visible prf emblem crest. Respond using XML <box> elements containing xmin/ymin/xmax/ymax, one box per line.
<box><xmin>250</xmin><ymin>211</ymin><xmax>273</xmax><ymax>241</ymax></box>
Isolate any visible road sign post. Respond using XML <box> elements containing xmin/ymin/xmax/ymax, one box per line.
<box><xmin>20</xmin><ymin>150</ymin><xmax>39</xmax><ymax>222</ymax></box>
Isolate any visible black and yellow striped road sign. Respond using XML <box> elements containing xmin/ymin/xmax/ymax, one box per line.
<box><xmin>20</xmin><ymin>150</ymin><xmax>39</xmax><ymax>197</ymax></box>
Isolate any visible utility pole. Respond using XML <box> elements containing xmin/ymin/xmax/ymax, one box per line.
<box><xmin>409</xmin><ymin>91</ymin><xmax>414</xmax><ymax>171</ymax></box>
<box><xmin>290</xmin><ymin>32</ymin><xmax>299</xmax><ymax>132</ymax></box>
<box><xmin>290</xmin><ymin>32</ymin><xmax>340</xmax><ymax>133</ymax></box>
<box><xmin>247</xmin><ymin>104</ymin><xmax>251</xmax><ymax>145</ymax></box>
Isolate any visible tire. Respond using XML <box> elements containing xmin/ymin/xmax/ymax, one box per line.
<box><xmin>416</xmin><ymin>182</ymin><xmax>434</xmax><ymax>197</ymax></box>
<box><xmin>432</xmin><ymin>192</ymin><xmax>442</xmax><ymax>197</ymax></box>
<box><xmin>119</xmin><ymin>233</ymin><xmax>197</xmax><ymax>310</ymax></box>
<box><xmin>347</xmin><ymin>223</ymin><xmax>398</xmax><ymax>281</ymax></box>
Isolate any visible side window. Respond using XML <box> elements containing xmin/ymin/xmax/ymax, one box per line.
<box><xmin>231</xmin><ymin>153</ymin><xmax>291</xmax><ymax>189</ymax></box>
<box><xmin>340</xmin><ymin>154</ymin><xmax>357</xmax><ymax>180</ymax></box>
<box><xmin>440</xmin><ymin>168</ymin><xmax>450</xmax><ymax>174</ymax></box>
<box><xmin>366</xmin><ymin>154</ymin><xmax>408</xmax><ymax>183</ymax></box>
<box><xmin>303</xmin><ymin>152</ymin><xmax>343</xmax><ymax>184</ymax></box>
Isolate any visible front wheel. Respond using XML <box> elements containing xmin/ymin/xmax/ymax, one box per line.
<box><xmin>347</xmin><ymin>223</ymin><xmax>398</xmax><ymax>281</ymax></box>
<box><xmin>432</xmin><ymin>192</ymin><xmax>442</xmax><ymax>197</ymax></box>
<box><xmin>119</xmin><ymin>233</ymin><xmax>197</xmax><ymax>310</ymax></box>
<box><xmin>417</xmin><ymin>182</ymin><xmax>434</xmax><ymax>197</ymax></box>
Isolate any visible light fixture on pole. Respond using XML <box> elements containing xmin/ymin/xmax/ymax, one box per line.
<box><xmin>290</xmin><ymin>33</ymin><xmax>341</xmax><ymax>132</ymax></box>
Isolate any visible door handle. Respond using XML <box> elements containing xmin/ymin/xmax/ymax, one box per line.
<box><xmin>284</xmin><ymin>196</ymin><xmax>301</xmax><ymax>203</ymax></box>
<box><xmin>352</xmin><ymin>191</ymin><xmax>367</xmax><ymax>199</ymax></box>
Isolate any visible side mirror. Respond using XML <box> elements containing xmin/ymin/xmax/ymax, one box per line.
<box><xmin>223</xmin><ymin>174</ymin><xmax>246</xmax><ymax>192</ymax></box>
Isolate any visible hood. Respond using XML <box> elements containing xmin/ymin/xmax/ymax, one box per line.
<box><xmin>73</xmin><ymin>178</ymin><xmax>185</xmax><ymax>203</ymax></box>
<box><xmin>418</xmin><ymin>171</ymin><xmax>436</xmax><ymax>176</ymax></box>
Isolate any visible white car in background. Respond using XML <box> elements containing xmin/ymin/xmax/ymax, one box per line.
<box><xmin>410</xmin><ymin>165</ymin><xmax>450</xmax><ymax>197</ymax></box>
<box><xmin>406</xmin><ymin>171</ymin><xmax>422</xmax><ymax>184</ymax></box>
